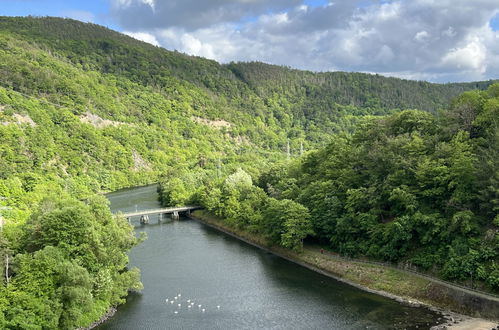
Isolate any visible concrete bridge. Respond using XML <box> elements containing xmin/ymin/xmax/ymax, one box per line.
<box><xmin>119</xmin><ymin>206</ymin><xmax>201</xmax><ymax>224</ymax></box>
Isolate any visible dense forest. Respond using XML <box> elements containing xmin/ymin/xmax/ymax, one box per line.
<box><xmin>0</xmin><ymin>16</ymin><xmax>497</xmax><ymax>328</ymax></box>
<box><xmin>1</xmin><ymin>16</ymin><xmax>497</xmax><ymax>149</ymax></box>
<box><xmin>164</xmin><ymin>85</ymin><xmax>499</xmax><ymax>293</ymax></box>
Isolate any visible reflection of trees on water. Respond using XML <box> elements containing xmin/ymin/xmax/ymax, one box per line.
<box><xmin>106</xmin><ymin>184</ymin><xmax>440</xmax><ymax>330</ymax></box>
<box><xmin>97</xmin><ymin>293</ymin><xmax>144</xmax><ymax>330</ymax></box>
<box><xmin>254</xmin><ymin>247</ymin><xmax>439</xmax><ymax>330</ymax></box>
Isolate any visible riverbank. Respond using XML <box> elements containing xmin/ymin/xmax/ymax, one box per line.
<box><xmin>79</xmin><ymin>308</ymin><xmax>117</xmax><ymax>330</ymax></box>
<box><xmin>190</xmin><ymin>210</ymin><xmax>499</xmax><ymax>329</ymax></box>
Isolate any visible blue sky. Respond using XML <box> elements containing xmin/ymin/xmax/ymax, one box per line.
<box><xmin>1</xmin><ymin>0</ymin><xmax>106</xmax><ymax>19</ymax></box>
<box><xmin>1</xmin><ymin>0</ymin><xmax>499</xmax><ymax>82</ymax></box>
<box><xmin>1</xmin><ymin>0</ymin><xmax>119</xmax><ymax>29</ymax></box>
<box><xmin>303</xmin><ymin>0</ymin><xmax>328</xmax><ymax>8</ymax></box>
<box><xmin>491</xmin><ymin>13</ymin><xmax>499</xmax><ymax>31</ymax></box>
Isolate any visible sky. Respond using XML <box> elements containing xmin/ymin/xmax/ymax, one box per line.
<box><xmin>2</xmin><ymin>0</ymin><xmax>499</xmax><ymax>83</ymax></box>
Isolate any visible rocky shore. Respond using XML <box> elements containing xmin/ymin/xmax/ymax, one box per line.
<box><xmin>79</xmin><ymin>307</ymin><xmax>117</xmax><ymax>330</ymax></box>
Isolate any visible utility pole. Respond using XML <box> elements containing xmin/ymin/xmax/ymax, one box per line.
<box><xmin>5</xmin><ymin>254</ymin><xmax>8</xmax><ymax>286</ymax></box>
<box><xmin>0</xmin><ymin>198</ymin><xmax>11</xmax><ymax>286</ymax></box>
<box><xmin>287</xmin><ymin>139</ymin><xmax>291</xmax><ymax>160</ymax></box>
<box><xmin>0</xmin><ymin>197</ymin><xmax>7</xmax><ymax>230</ymax></box>
<box><xmin>217</xmin><ymin>158</ymin><xmax>221</xmax><ymax>179</ymax></box>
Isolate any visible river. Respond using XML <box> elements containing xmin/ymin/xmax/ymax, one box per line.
<box><xmin>98</xmin><ymin>184</ymin><xmax>441</xmax><ymax>330</ymax></box>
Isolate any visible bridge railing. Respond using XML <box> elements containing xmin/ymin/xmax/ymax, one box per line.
<box><xmin>115</xmin><ymin>206</ymin><xmax>202</xmax><ymax>217</ymax></box>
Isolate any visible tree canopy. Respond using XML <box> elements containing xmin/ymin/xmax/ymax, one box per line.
<box><xmin>0</xmin><ymin>16</ymin><xmax>497</xmax><ymax>327</ymax></box>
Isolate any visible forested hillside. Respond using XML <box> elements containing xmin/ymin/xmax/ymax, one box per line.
<box><xmin>1</xmin><ymin>16</ymin><xmax>496</xmax><ymax>147</ymax></box>
<box><xmin>180</xmin><ymin>85</ymin><xmax>499</xmax><ymax>293</ymax></box>
<box><xmin>227</xmin><ymin>62</ymin><xmax>493</xmax><ymax>112</ymax></box>
<box><xmin>0</xmin><ymin>16</ymin><xmax>497</xmax><ymax>328</ymax></box>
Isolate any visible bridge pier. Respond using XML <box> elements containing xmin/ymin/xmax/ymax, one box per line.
<box><xmin>140</xmin><ymin>215</ymin><xmax>149</xmax><ymax>224</ymax></box>
<box><xmin>172</xmin><ymin>211</ymin><xmax>179</xmax><ymax>220</ymax></box>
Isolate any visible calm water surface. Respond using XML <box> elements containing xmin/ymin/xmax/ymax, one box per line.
<box><xmin>99</xmin><ymin>184</ymin><xmax>441</xmax><ymax>330</ymax></box>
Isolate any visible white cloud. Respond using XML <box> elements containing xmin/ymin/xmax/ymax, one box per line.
<box><xmin>110</xmin><ymin>0</ymin><xmax>301</xmax><ymax>30</ymax></box>
<box><xmin>141</xmin><ymin>0</ymin><xmax>155</xmax><ymax>10</ymax></box>
<box><xmin>441</xmin><ymin>38</ymin><xmax>486</xmax><ymax>72</ymax></box>
<box><xmin>377</xmin><ymin>2</ymin><xmax>401</xmax><ymax>21</ymax></box>
<box><xmin>112</xmin><ymin>0</ymin><xmax>499</xmax><ymax>82</ymax></box>
<box><xmin>414</xmin><ymin>30</ymin><xmax>430</xmax><ymax>42</ymax></box>
<box><xmin>442</xmin><ymin>26</ymin><xmax>456</xmax><ymax>38</ymax></box>
<box><xmin>123</xmin><ymin>31</ymin><xmax>160</xmax><ymax>46</ymax></box>
<box><xmin>375</xmin><ymin>45</ymin><xmax>395</xmax><ymax>64</ymax></box>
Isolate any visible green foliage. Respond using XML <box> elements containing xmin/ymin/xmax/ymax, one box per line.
<box><xmin>224</xmin><ymin>168</ymin><xmax>253</xmax><ymax>190</ymax></box>
<box><xmin>191</xmin><ymin>168</ymin><xmax>313</xmax><ymax>251</ymax></box>
<box><xmin>252</xmin><ymin>85</ymin><xmax>499</xmax><ymax>290</ymax></box>
<box><xmin>174</xmin><ymin>84</ymin><xmax>498</xmax><ymax>290</ymax></box>
<box><xmin>0</xmin><ymin>195</ymin><xmax>142</xmax><ymax>328</ymax></box>
<box><xmin>0</xmin><ymin>16</ymin><xmax>495</xmax><ymax>166</ymax></box>
<box><xmin>0</xmin><ymin>16</ymin><xmax>498</xmax><ymax>326</ymax></box>
<box><xmin>263</xmin><ymin>198</ymin><xmax>313</xmax><ymax>251</ymax></box>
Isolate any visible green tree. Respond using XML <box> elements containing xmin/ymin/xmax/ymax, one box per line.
<box><xmin>263</xmin><ymin>198</ymin><xmax>313</xmax><ymax>250</ymax></box>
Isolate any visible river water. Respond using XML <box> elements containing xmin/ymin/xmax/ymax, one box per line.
<box><xmin>99</xmin><ymin>184</ymin><xmax>441</xmax><ymax>330</ymax></box>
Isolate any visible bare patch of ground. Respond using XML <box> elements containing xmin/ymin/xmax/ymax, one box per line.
<box><xmin>191</xmin><ymin>116</ymin><xmax>231</xmax><ymax>129</ymax></box>
<box><xmin>132</xmin><ymin>150</ymin><xmax>151</xmax><ymax>171</ymax></box>
<box><xmin>80</xmin><ymin>112</ymin><xmax>123</xmax><ymax>128</ymax></box>
<box><xmin>13</xmin><ymin>113</ymin><xmax>36</xmax><ymax>127</ymax></box>
<box><xmin>1</xmin><ymin>112</ymin><xmax>37</xmax><ymax>127</ymax></box>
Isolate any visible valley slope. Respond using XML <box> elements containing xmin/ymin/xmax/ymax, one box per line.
<box><xmin>0</xmin><ymin>16</ymin><xmax>497</xmax><ymax>328</ymax></box>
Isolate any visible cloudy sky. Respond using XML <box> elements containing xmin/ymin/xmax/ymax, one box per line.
<box><xmin>2</xmin><ymin>0</ymin><xmax>499</xmax><ymax>82</ymax></box>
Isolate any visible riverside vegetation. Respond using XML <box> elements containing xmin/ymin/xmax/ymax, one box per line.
<box><xmin>0</xmin><ymin>16</ymin><xmax>497</xmax><ymax>328</ymax></box>
<box><xmin>161</xmin><ymin>86</ymin><xmax>499</xmax><ymax>294</ymax></box>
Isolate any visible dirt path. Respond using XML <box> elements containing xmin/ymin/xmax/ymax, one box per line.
<box><xmin>307</xmin><ymin>244</ymin><xmax>499</xmax><ymax>303</ymax></box>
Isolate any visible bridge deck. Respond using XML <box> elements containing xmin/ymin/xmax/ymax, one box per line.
<box><xmin>120</xmin><ymin>206</ymin><xmax>201</xmax><ymax>218</ymax></box>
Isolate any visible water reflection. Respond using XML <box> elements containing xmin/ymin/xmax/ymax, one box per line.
<box><xmin>99</xmin><ymin>185</ymin><xmax>440</xmax><ymax>330</ymax></box>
